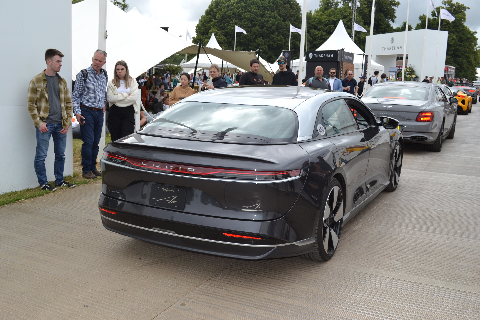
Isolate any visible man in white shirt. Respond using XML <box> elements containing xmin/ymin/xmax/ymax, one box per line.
<box><xmin>370</xmin><ymin>71</ymin><xmax>379</xmax><ymax>85</ymax></box>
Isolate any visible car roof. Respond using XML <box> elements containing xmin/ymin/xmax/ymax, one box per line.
<box><xmin>372</xmin><ymin>82</ymin><xmax>434</xmax><ymax>87</ymax></box>
<box><xmin>182</xmin><ymin>86</ymin><xmax>342</xmax><ymax>109</ymax></box>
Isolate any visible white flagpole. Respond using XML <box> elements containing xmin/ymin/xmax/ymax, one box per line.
<box><xmin>97</xmin><ymin>0</ymin><xmax>107</xmax><ymax>162</ymax></box>
<box><xmin>234</xmin><ymin>31</ymin><xmax>237</xmax><ymax>51</ymax></box>
<box><xmin>289</xmin><ymin>28</ymin><xmax>291</xmax><ymax>51</ymax></box>
<box><xmin>367</xmin><ymin>0</ymin><xmax>376</xmax><ymax>89</ymax></box>
<box><xmin>420</xmin><ymin>0</ymin><xmax>429</xmax><ymax>81</ymax></box>
<box><xmin>185</xmin><ymin>29</ymin><xmax>188</xmax><ymax>63</ymax></box>
<box><xmin>297</xmin><ymin>0</ymin><xmax>308</xmax><ymax>94</ymax></box>
<box><xmin>434</xmin><ymin>12</ymin><xmax>441</xmax><ymax>81</ymax></box>
<box><xmin>401</xmin><ymin>0</ymin><xmax>411</xmax><ymax>82</ymax></box>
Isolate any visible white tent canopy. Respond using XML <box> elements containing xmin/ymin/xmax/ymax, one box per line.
<box><xmin>72</xmin><ymin>0</ymin><xmax>193</xmax><ymax>79</ymax></box>
<box><xmin>289</xmin><ymin>20</ymin><xmax>384</xmax><ymax>77</ymax></box>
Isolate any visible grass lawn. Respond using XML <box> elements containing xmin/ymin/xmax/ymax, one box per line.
<box><xmin>0</xmin><ymin>134</ymin><xmax>111</xmax><ymax>207</ymax></box>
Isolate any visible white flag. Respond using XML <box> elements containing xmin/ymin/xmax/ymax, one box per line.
<box><xmin>430</xmin><ymin>0</ymin><xmax>437</xmax><ymax>16</ymax></box>
<box><xmin>186</xmin><ymin>29</ymin><xmax>192</xmax><ymax>41</ymax></box>
<box><xmin>235</xmin><ymin>25</ymin><xmax>247</xmax><ymax>34</ymax></box>
<box><xmin>290</xmin><ymin>24</ymin><xmax>302</xmax><ymax>34</ymax></box>
<box><xmin>440</xmin><ymin>8</ymin><xmax>455</xmax><ymax>22</ymax></box>
<box><xmin>354</xmin><ymin>23</ymin><xmax>367</xmax><ymax>32</ymax></box>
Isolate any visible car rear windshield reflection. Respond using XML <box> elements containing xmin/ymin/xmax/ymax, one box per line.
<box><xmin>141</xmin><ymin>102</ymin><xmax>298</xmax><ymax>144</ymax></box>
<box><xmin>364</xmin><ymin>86</ymin><xmax>429</xmax><ymax>101</ymax></box>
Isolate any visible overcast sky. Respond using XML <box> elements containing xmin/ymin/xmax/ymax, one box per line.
<box><xmin>126</xmin><ymin>0</ymin><xmax>479</xmax><ymax>43</ymax></box>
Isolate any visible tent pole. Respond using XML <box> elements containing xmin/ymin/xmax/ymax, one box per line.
<box><xmin>401</xmin><ymin>0</ymin><xmax>411</xmax><ymax>82</ymax></box>
<box><xmin>297</xmin><ymin>0</ymin><xmax>307</xmax><ymax>94</ymax></box>
<box><xmin>289</xmin><ymin>29</ymin><xmax>291</xmax><ymax>51</ymax></box>
<box><xmin>234</xmin><ymin>31</ymin><xmax>236</xmax><ymax>51</ymax></box>
<box><xmin>221</xmin><ymin>60</ymin><xmax>224</xmax><ymax>74</ymax></box>
<box><xmin>420</xmin><ymin>0</ymin><xmax>429</xmax><ymax>81</ymax></box>
<box><xmin>97</xmin><ymin>0</ymin><xmax>107</xmax><ymax>163</ymax></box>
<box><xmin>192</xmin><ymin>41</ymin><xmax>202</xmax><ymax>89</ymax></box>
<box><xmin>367</xmin><ymin>0</ymin><xmax>376</xmax><ymax>89</ymax></box>
<box><xmin>434</xmin><ymin>13</ymin><xmax>441</xmax><ymax>81</ymax></box>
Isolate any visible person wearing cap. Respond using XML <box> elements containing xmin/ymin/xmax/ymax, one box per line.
<box><xmin>272</xmin><ymin>56</ymin><xmax>297</xmax><ymax>85</ymax></box>
<box><xmin>357</xmin><ymin>76</ymin><xmax>366</xmax><ymax>97</ymax></box>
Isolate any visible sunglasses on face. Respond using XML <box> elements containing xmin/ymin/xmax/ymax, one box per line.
<box><xmin>330</xmin><ymin>72</ymin><xmax>336</xmax><ymax>74</ymax></box>
<box><xmin>278</xmin><ymin>61</ymin><xmax>286</xmax><ymax>65</ymax></box>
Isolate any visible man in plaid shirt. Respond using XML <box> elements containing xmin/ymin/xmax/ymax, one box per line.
<box><xmin>27</xmin><ymin>49</ymin><xmax>75</xmax><ymax>191</ymax></box>
<box><xmin>72</xmin><ymin>50</ymin><xmax>108</xmax><ymax>179</ymax></box>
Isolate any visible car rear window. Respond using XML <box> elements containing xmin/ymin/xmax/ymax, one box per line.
<box><xmin>364</xmin><ymin>86</ymin><xmax>429</xmax><ymax>101</ymax></box>
<box><xmin>140</xmin><ymin>102</ymin><xmax>298</xmax><ymax>144</ymax></box>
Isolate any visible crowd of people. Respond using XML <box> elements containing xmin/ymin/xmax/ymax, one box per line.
<box><xmin>31</xmin><ymin>47</ymin><xmax>472</xmax><ymax>191</ymax></box>
<box><xmin>422</xmin><ymin>75</ymin><xmax>472</xmax><ymax>87</ymax></box>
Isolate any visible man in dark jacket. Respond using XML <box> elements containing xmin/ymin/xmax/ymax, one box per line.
<box><xmin>272</xmin><ymin>56</ymin><xmax>297</xmax><ymax>85</ymax></box>
<box><xmin>239</xmin><ymin>59</ymin><xmax>264</xmax><ymax>85</ymax></box>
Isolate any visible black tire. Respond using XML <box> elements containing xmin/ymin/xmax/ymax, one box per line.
<box><xmin>446</xmin><ymin>116</ymin><xmax>456</xmax><ymax>139</ymax></box>
<box><xmin>426</xmin><ymin>122</ymin><xmax>444</xmax><ymax>152</ymax></box>
<box><xmin>385</xmin><ymin>142</ymin><xmax>402</xmax><ymax>192</ymax></box>
<box><xmin>473</xmin><ymin>96</ymin><xmax>477</xmax><ymax>104</ymax></box>
<box><xmin>468</xmin><ymin>101</ymin><xmax>472</xmax><ymax>113</ymax></box>
<box><xmin>302</xmin><ymin>179</ymin><xmax>344</xmax><ymax>262</ymax></box>
<box><xmin>458</xmin><ymin>106</ymin><xmax>467</xmax><ymax>115</ymax></box>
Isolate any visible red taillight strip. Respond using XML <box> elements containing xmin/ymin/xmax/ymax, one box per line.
<box><xmin>100</xmin><ymin>207</ymin><xmax>116</xmax><ymax>215</ymax></box>
<box><xmin>416</xmin><ymin>112</ymin><xmax>434</xmax><ymax>122</ymax></box>
<box><xmin>106</xmin><ymin>152</ymin><xmax>300</xmax><ymax>178</ymax></box>
<box><xmin>223</xmin><ymin>233</ymin><xmax>262</xmax><ymax>240</ymax></box>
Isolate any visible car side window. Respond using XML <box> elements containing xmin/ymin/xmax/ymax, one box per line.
<box><xmin>316</xmin><ymin>99</ymin><xmax>358</xmax><ymax>137</ymax></box>
<box><xmin>435</xmin><ymin>88</ymin><xmax>447</xmax><ymax>102</ymax></box>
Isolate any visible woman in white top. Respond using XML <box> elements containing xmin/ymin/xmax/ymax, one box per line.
<box><xmin>106</xmin><ymin>60</ymin><xmax>139</xmax><ymax>141</ymax></box>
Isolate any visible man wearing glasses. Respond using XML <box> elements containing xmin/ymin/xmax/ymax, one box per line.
<box><xmin>327</xmin><ymin>68</ymin><xmax>343</xmax><ymax>92</ymax></box>
<box><xmin>72</xmin><ymin>49</ymin><xmax>108</xmax><ymax>179</ymax></box>
<box><xmin>272</xmin><ymin>56</ymin><xmax>297</xmax><ymax>85</ymax></box>
<box><xmin>342</xmin><ymin>71</ymin><xmax>358</xmax><ymax>96</ymax></box>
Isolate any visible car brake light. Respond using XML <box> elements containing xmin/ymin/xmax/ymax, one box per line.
<box><xmin>468</xmin><ymin>90</ymin><xmax>475</xmax><ymax>92</ymax></box>
<box><xmin>223</xmin><ymin>233</ymin><xmax>262</xmax><ymax>240</ymax></box>
<box><xmin>100</xmin><ymin>208</ymin><xmax>116</xmax><ymax>214</ymax></box>
<box><xmin>416</xmin><ymin>112</ymin><xmax>434</xmax><ymax>122</ymax></box>
<box><xmin>105</xmin><ymin>153</ymin><xmax>301</xmax><ymax>180</ymax></box>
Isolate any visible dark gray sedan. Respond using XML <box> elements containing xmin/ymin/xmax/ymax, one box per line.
<box><xmin>362</xmin><ymin>82</ymin><xmax>457</xmax><ymax>152</ymax></box>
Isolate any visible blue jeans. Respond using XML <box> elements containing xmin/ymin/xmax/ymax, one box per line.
<box><xmin>34</xmin><ymin>123</ymin><xmax>67</xmax><ymax>186</ymax></box>
<box><xmin>80</xmin><ymin>106</ymin><xmax>104</xmax><ymax>173</ymax></box>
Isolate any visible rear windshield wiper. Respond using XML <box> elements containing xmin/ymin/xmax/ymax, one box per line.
<box><xmin>156</xmin><ymin>119</ymin><xmax>197</xmax><ymax>134</ymax></box>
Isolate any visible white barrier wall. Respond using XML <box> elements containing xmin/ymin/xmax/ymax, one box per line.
<box><xmin>366</xmin><ymin>29</ymin><xmax>449</xmax><ymax>79</ymax></box>
<box><xmin>0</xmin><ymin>0</ymin><xmax>72</xmax><ymax>194</ymax></box>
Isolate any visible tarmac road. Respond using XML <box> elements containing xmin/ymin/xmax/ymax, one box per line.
<box><xmin>0</xmin><ymin>108</ymin><xmax>479</xmax><ymax>319</ymax></box>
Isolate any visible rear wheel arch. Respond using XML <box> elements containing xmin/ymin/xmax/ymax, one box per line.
<box><xmin>332</xmin><ymin>173</ymin><xmax>347</xmax><ymax>213</ymax></box>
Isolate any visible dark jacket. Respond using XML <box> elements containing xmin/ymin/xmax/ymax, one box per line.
<box><xmin>212</xmin><ymin>76</ymin><xmax>228</xmax><ymax>88</ymax></box>
<box><xmin>272</xmin><ymin>70</ymin><xmax>297</xmax><ymax>85</ymax></box>
<box><xmin>239</xmin><ymin>71</ymin><xmax>264</xmax><ymax>85</ymax></box>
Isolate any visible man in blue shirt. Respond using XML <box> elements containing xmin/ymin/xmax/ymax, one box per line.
<box><xmin>342</xmin><ymin>70</ymin><xmax>358</xmax><ymax>95</ymax></box>
<box><xmin>72</xmin><ymin>49</ymin><xmax>108</xmax><ymax>179</ymax></box>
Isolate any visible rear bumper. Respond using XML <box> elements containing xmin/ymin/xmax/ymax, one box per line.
<box><xmin>401</xmin><ymin>131</ymin><xmax>437</xmax><ymax>143</ymax></box>
<box><xmin>99</xmin><ymin>193</ymin><xmax>315</xmax><ymax>260</ymax></box>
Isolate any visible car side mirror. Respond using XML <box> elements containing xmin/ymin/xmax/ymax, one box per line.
<box><xmin>449</xmin><ymin>97</ymin><xmax>458</xmax><ymax>104</ymax></box>
<box><xmin>376</xmin><ymin>116</ymin><xmax>400</xmax><ymax>130</ymax></box>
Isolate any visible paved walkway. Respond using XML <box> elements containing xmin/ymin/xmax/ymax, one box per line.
<box><xmin>1</xmin><ymin>107</ymin><xmax>479</xmax><ymax>319</ymax></box>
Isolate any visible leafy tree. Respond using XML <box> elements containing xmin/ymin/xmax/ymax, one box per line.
<box><xmin>194</xmin><ymin>0</ymin><xmax>301</xmax><ymax>63</ymax></box>
<box><xmin>354</xmin><ymin>0</ymin><xmax>400</xmax><ymax>50</ymax></box>
<box><xmin>392</xmin><ymin>21</ymin><xmax>413</xmax><ymax>33</ymax></box>
<box><xmin>111</xmin><ymin>0</ymin><xmax>128</xmax><ymax>11</ymax></box>
<box><xmin>414</xmin><ymin>0</ymin><xmax>478</xmax><ymax>80</ymax></box>
<box><xmin>162</xmin><ymin>64</ymin><xmax>184</xmax><ymax>76</ymax></box>
<box><xmin>72</xmin><ymin>0</ymin><xmax>129</xmax><ymax>12</ymax></box>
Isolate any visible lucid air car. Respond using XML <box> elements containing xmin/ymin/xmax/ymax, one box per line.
<box><xmin>362</xmin><ymin>82</ymin><xmax>457</xmax><ymax>152</ymax></box>
<box><xmin>98</xmin><ymin>86</ymin><xmax>403</xmax><ymax>262</ymax></box>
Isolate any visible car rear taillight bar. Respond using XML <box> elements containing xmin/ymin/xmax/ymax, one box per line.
<box><xmin>416</xmin><ymin>112</ymin><xmax>434</xmax><ymax>122</ymax></box>
<box><xmin>105</xmin><ymin>152</ymin><xmax>301</xmax><ymax>181</ymax></box>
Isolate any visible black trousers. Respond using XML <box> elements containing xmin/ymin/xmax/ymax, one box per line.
<box><xmin>108</xmin><ymin>105</ymin><xmax>135</xmax><ymax>142</ymax></box>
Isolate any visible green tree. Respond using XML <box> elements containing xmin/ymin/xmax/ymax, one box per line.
<box><xmin>160</xmin><ymin>54</ymin><xmax>196</xmax><ymax>66</ymax></box>
<box><xmin>72</xmin><ymin>0</ymin><xmax>129</xmax><ymax>12</ymax></box>
<box><xmin>194</xmin><ymin>0</ymin><xmax>301</xmax><ymax>63</ymax></box>
<box><xmin>414</xmin><ymin>0</ymin><xmax>478</xmax><ymax>80</ymax></box>
<box><xmin>392</xmin><ymin>21</ymin><xmax>413</xmax><ymax>33</ymax></box>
